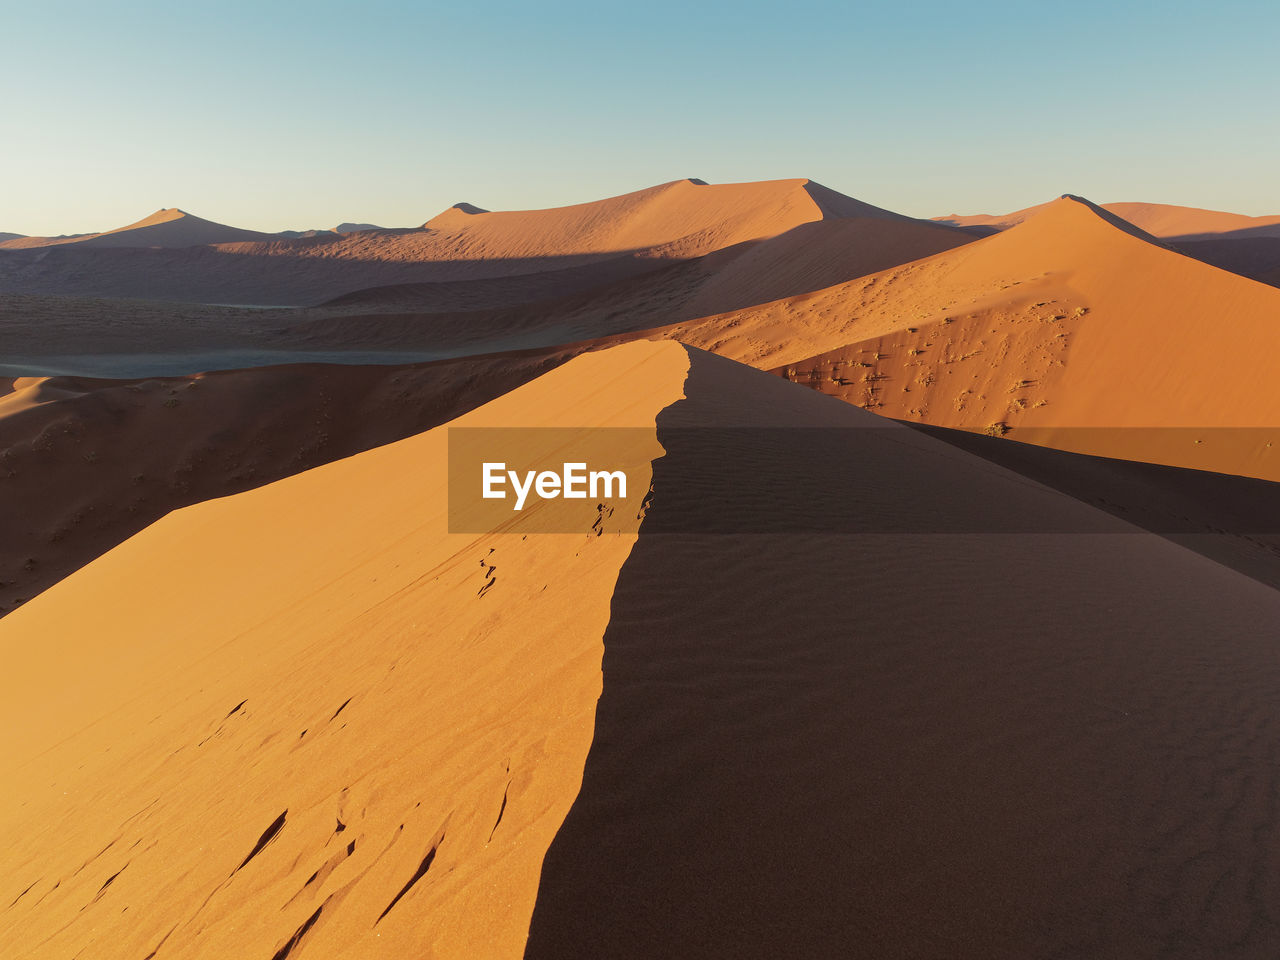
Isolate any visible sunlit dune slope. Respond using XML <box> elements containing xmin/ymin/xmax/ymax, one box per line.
<box><xmin>415</xmin><ymin>177</ymin><xmax>909</xmax><ymax>262</ymax></box>
<box><xmin>935</xmin><ymin>200</ymin><xmax>1280</xmax><ymax>288</ymax></box>
<box><xmin>0</xmin><ymin>346</ymin><xmax>581</xmax><ymax>616</ymax></box>
<box><xmin>0</xmin><ymin>341</ymin><xmax>688</xmax><ymax>960</ymax></box>
<box><xmin>935</xmin><ymin>199</ymin><xmax>1280</xmax><ymax>240</ymax></box>
<box><xmin>640</xmin><ymin>196</ymin><xmax>1280</xmax><ymax>479</ymax></box>
<box><xmin>274</xmin><ymin>212</ymin><xmax>972</xmax><ymax>355</ymax></box>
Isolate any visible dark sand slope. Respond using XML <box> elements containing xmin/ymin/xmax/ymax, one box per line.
<box><xmin>911</xmin><ymin>422</ymin><xmax>1280</xmax><ymax>593</ymax></box>
<box><xmin>1175</xmin><ymin>236</ymin><xmax>1280</xmax><ymax>290</ymax></box>
<box><xmin>526</xmin><ymin>348</ymin><xmax>1280</xmax><ymax>959</ymax></box>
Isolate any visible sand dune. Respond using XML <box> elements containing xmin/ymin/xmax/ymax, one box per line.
<box><xmin>635</xmin><ymin>195</ymin><xmax>1280</xmax><ymax>479</ymax></box>
<box><xmin>0</xmin><ymin>209</ymin><xmax>278</xmax><ymax>250</ymax></box>
<box><xmin>0</xmin><ymin>341</ymin><xmax>686</xmax><ymax>960</ymax></box>
<box><xmin>1096</xmin><ymin>201</ymin><xmax>1280</xmax><ymax>241</ymax></box>
<box><xmin>0</xmin><ymin>346</ymin><xmax>582</xmax><ymax>616</ymax></box>
<box><xmin>526</xmin><ymin>348</ymin><xmax>1280</xmax><ymax>958</ymax></box>
<box><xmin>935</xmin><ymin>200</ymin><xmax>1280</xmax><ymax>288</ymax></box>
<box><xmin>414</xmin><ymin>178</ymin><xmax>913</xmax><ymax>263</ymax></box>
<box><xmin>280</xmin><ymin>223</ymin><xmax>386</xmax><ymax>239</ymax></box>
<box><xmin>274</xmin><ymin>213</ymin><xmax>972</xmax><ymax>356</ymax></box>
<box><xmin>936</xmin><ymin>199</ymin><xmax>1280</xmax><ymax>240</ymax></box>
<box><xmin>0</xmin><ymin>179</ymin><xmax>958</xmax><ymax>305</ymax></box>
<box><xmin>9</xmin><ymin>342</ymin><xmax>1280</xmax><ymax>957</ymax></box>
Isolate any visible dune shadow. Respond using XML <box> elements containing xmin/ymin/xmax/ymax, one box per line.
<box><xmin>524</xmin><ymin>347</ymin><xmax>1280</xmax><ymax>958</ymax></box>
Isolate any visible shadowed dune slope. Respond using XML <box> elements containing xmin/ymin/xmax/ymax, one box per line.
<box><xmin>525</xmin><ymin>347</ymin><xmax>1280</xmax><ymax>959</ymax></box>
<box><xmin>635</xmin><ymin>196</ymin><xmax>1280</xmax><ymax>479</ymax></box>
<box><xmin>1174</xmin><ymin>235</ymin><xmax>1280</xmax><ymax>289</ymax></box>
<box><xmin>0</xmin><ymin>341</ymin><xmax>689</xmax><ymax>960</ymax></box>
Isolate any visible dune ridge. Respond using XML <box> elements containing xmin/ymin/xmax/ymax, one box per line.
<box><xmin>935</xmin><ymin>199</ymin><xmax>1280</xmax><ymax>240</ymax></box>
<box><xmin>0</xmin><ymin>341</ymin><xmax>688</xmax><ymax>959</ymax></box>
<box><xmin>520</xmin><ymin>348</ymin><xmax>1280</xmax><ymax>958</ymax></box>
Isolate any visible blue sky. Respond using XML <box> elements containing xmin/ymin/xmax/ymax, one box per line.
<box><xmin>3</xmin><ymin>0</ymin><xmax>1277</xmax><ymax>234</ymax></box>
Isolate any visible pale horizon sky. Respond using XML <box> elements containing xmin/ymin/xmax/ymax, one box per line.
<box><xmin>4</xmin><ymin>0</ymin><xmax>1278</xmax><ymax>236</ymax></box>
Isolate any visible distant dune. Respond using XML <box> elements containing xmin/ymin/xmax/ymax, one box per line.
<box><xmin>273</xmin><ymin>211</ymin><xmax>974</xmax><ymax>356</ymax></box>
<box><xmin>0</xmin><ymin>179</ymin><xmax>968</xmax><ymax>305</ymax></box>
<box><xmin>935</xmin><ymin>200</ymin><xmax>1280</xmax><ymax>288</ymax></box>
<box><xmin>279</xmin><ymin>222</ymin><xmax>387</xmax><ymax>239</ymax></box>
<box><xmin>0</xmin><ymin>208</ymin><xmax>278</xmax><ymax>250</ymax></box>
<box><xmin>935</xmin><ymin>199</ymin><xmax>1280</xmax><ymax>239</ymax></box>
<box><xmin>9</xmin><ymin>342</ymin><xmax>1280</xmax><ymax>957</ymax></box>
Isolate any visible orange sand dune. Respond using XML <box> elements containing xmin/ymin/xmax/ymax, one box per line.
<box><xmin>275</xmin><ymin>213</ymin><xmax>972</xmax><ymax>355</ymax></box>
<box><xmin>415</xmin><ymin>177</ymin><xmax>911</xmax><ymax>262</ymax></box>
<box><xmin>0</xmin><ymin>209</ymin><xmax>277</xmax><ymax>250</ymax></box>
<box><xmin>635</xmin><ymin>196</ymin><xmax>1280</xmax><ymax>479</ymax></box>
<box><xmin>9</xmin><ymin>342</ymin><xmax>1280</xmax><ymax>956</ymax></box>
<box><xmin>1102</xmin><ymin>202</ymin><xmax>1280</xmax><ymax>241</ymax></box>
<box><xmin>0</xmin><ymin>179</ymin><xmax>962</xmax><ymax>304</ymax></box>
<box><xmin>0</xmin><ymin>341</ymin><xmax>686</xmax><ymax>959</ymax></box>
<box><xmin>935</xmin><ymin>199</ymin><xmax>1280</xmax><ymax>240</ymax></box>
<box><xmin>0</xmin><ymin>347</ymin><xmax>580</xmax><ymax>616</ymax></box>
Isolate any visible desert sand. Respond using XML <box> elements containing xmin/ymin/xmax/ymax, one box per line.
<box><xmin>0</xmin><ymin>342</ymin><xmax>684</xmax><ymax>959</ymax></box>
<box><xmin>6</xmin><ymin>177</ymin><xmax>1280</xmax><ymax>959</ymax></box>
<box><xmin>0</xmin><ymin>209</ymin><xmax>278</xmax><ymax>250</ymax></box>
<box><xmin>0</xmin><ymin>179</ymin><xmax>966</xmax><ymax>306</ymax></box>
<box><xmin>625</xmin><ymin>195</ymin><xmax>1280</xmax><ymax>479</ymax></box>
<box><xmin>936</xmin><ymin>200</ymin><xmax>1280</xmax><ymax>289</ymax></box>
<box><xmin>7</xmin><ymin>343</ymin><xmax>1280</xmax><ymax>958</ymax></box>
<box><xmin>936</xmin><ymin>199</ymin><xmax>1280</xmax><ymax>239</ymax></box>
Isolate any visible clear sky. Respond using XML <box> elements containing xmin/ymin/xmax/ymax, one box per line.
<box><xmin>3</xmin><ymin>0</ymin><xmax>1278</xmax><ymax>235</ymax></box>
